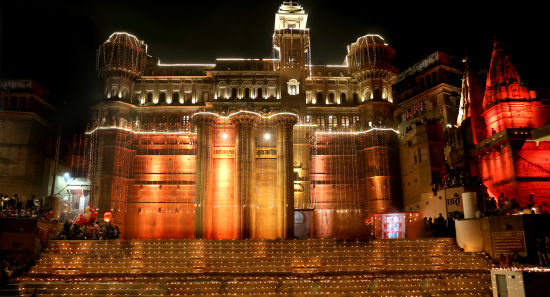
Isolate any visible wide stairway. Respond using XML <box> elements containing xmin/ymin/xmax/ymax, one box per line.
<box><xmin>15</xmin><ymin>238</ymin><xmax>493</xmax><ymax>296</ymax></box>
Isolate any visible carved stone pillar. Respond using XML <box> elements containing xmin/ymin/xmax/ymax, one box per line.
<box><xmin>191</xmin><ymin>113</ymin><xmax>217</xmax><ymax>238</ymax></box>
<box><xmin>230</xmin><ymin>114</ymin><xmax>259</xmax><ymax>239</ymax></box>
<box><xmin>274</xmin><ymin>114</ymin><xmax>298</xmax><ymax>239</ymax></box>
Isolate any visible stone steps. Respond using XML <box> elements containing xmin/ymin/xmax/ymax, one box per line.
<box><xmin>14</xmin><ymin>238</ymin><xmax>494</xmax><ymax>296</ymax></box>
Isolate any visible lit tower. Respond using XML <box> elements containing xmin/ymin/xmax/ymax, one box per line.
<box><xmin>475</xmin><ymin>41</ymin><xmax>549</xmax><ymax>206</ymax></box>
<box><xmin>346</xmin><ymin>34</ymin><xmax>401</xmax><ymax>214</ymax></box>
<box><xmin>91</xmin><ymin>33</ymin><xmax>146</xmax><ymax>228</ymax></box>
<box><xmin>481</xmin><ymin>41</ymin><xmax>538</xmax><ymax>136</ymax></box>
<box><xmin>97</xmin><ymin>32</ymin><xmax>147</xmax><ymax>101</ymax></box>
<box><xmin>273</xmin><ymin>1</ymin><xmax>310</xmax><ymax>111</ymax></box>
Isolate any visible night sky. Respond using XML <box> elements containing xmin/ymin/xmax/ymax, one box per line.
<box><xmin>0</xmin><ymin>0</ymin><xmax>548</xmax><ymax>130</ymax></box>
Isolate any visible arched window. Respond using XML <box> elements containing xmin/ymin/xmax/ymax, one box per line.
<box><xmin>316</xmin><ymin>92</ymin><xmax>323</xmax><ymax>104</ymax></box>
<box><xmin>329</xmin><ymin>93</ymin><xmax>335</xmax><ymax>104</ymax></box>
<box><xmin>352</xmin><ymin>115</ymin><xmax>360</xmax><ymax>128</ymax></box>
<box><xmin>159</xmin><ymin>92</ymin><xmax>166</xmax><ymax>103</ymax></box>
<box><xmin>110</xmin><ymin>87</ymin><xmax>118</xmax><ymax>98</ymax></box>
<box><xmin>340</xmin><ymin>93</ymin><xmax>346</xmax><ymax>103</ymax></box>
<box><xmin>328</xmin><ymin>115</ymin><xmax>338</xmax><ymax>130</ymax></box>
<box><xmin>341</xmin><ymin>116</ymin><xmax>351</xmax><ymax>128</ymax></box>
<box><xmin>185</xmin><ymin>93</ymin><xmax>192</xmax><ymax>103</ymax></box>
<box><xmin>373</xmin><ymin>88</ymin><xmax>382</xmax><ymax>100</ymax></box>
<box><xmin>244</xmin><ymin>88</ymin><xmax>250</xmax><ymax>98</ymax></box>
<box><xmin>287</xmin><ymin>79</ymin><xmax>299</xmax><ymax>95</ymax></box>
<box><xmin>257</xmin><ymin>88</ymin><xmax>263</xmax><ymax>99</ymax></box>
<box><xmin>121</xmin><ymin>89</ymin><xmax>129</xmax><ymax>99</ymax></box>
<box><xmin>363</xmin><ymin>89</ymin><xmax>372</xmax><ymax>101</ymax></box>
<box><xmin>182</xmin><ymin>115</ymin><xmax>190</xmax><ymax>128</ymax></box>
<box><xmin>353</xmin><ymin>93</ymin><xmax>359</xmax><ymax>104</ymax></box>
<box><xmin>146</xmin><ymin>92</ymin><xmax>153</xmax><ymax>103</ymax></box>
<box><xmin>172</xmin><ymin>92</ymin><xmax>179</xmax><ymax>103</ymax></box>
<box><xmin>231</xmin><ymin>88</ymin><xmax>237</xmax><ymax>98</ymax></box>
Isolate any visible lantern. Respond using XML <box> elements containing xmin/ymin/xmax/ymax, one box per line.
<box><xmin>103</xmin><ymin>212</ymin><xmax>112</xmax><ymax>223</ymax></box>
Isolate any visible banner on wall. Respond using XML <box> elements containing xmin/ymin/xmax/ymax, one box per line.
<box><xmin>256</xmin><ymin>147</ymin><xmax>277</xmax><ymax>159</ymax></box>
<box><xmin>213</xmin><ymin>147</ymin><xmax>235</xmax><ymax>159</ymax></box>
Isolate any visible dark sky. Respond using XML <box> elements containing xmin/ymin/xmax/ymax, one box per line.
<box><xmin>1</xmin><ymin>0</ymin><xmax>548</xmax><ymax>129</ymax></box>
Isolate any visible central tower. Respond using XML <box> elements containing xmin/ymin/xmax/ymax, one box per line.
<box><xmin>273</xmin><ymin>1</ymin><xmax>310</xmax><ymax>111</ymax></box>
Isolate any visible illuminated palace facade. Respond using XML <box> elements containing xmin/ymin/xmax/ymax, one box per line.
<box><xmin>74</xmin><ymin>2</ymin><xmax>403</xmax><ymax>239</ymax></box>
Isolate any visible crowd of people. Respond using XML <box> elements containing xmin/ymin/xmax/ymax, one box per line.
<box><xmin>423</xmin><ymin>212</ymin><xmax>461</xmax><ymax>237</ymax></box>
<box><xmin>56</xmin><ymin>220</ymin><xmax>120</xmax><ymax>240</ymax></box>
<box><xmin>497</xmin><ymin>234</ymin><xmax>550</xmax><ymax>267</ymax></box>
<box><xmin>0</xmin><ymin>193</ymin><xmax>54</xmax><ymax>220</ymax></box>
<box><xmin>431</xmin><ymin>167</ymin><xmax>484</xmax><ymax>195</ymax></box>
<box><xmin>1</xmin><ymin>250</ymin><xmax>28</xmax><ymax>284</ymax></box>
<box><xmin>480</xmin><ymin>192</ymin><xmax>548</xmax><ymax>217</ymax></box>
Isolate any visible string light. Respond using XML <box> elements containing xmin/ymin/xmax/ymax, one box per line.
<box><xmin>17</xmin><ymin>239</ymin><xmax>495</xmax><ymax>296</ymax></box>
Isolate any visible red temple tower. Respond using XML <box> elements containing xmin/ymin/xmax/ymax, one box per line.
<box><xmin>475</xmin><ymin>41</ymin><xmax>550</xmax><ymax>209</ymax></box>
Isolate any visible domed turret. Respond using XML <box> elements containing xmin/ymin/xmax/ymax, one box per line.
<box><xmin>346</xmin><ymin>34</ymin><xmax>395</xmax><ymax>72</ymax></box>
<box><xmin>346</xmin><ymin>34</ymin><xmax>398</xmax><ymax>102</ymax></box>
<box><xmin>97</xmin><ymin>32</ymin><xmax>147</xmax><ymax>101</ymax></box>
<box><xmin>97</xmin><ymin>32</ymin><xmax>147</xmax><ymax>79</ymax></box>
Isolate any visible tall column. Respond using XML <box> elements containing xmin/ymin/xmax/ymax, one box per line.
<box><xmin>361</xmin><ymin>130</ymin><xmax>396</xmax><ymax>214</ymax></box>
<box><xmin>274</xmin><ymin>115</ymin><xmax>297</xmax><ymax>239</ymax></box>
<box><xmin>230</xmin><ymin>114</ymin><xmax>258</xmax><ymax>239</ymax></box>
<box><xmin>293</xmin><ymin>125</ymin><xmax>315</xmax><ymax>209</ymax></box>
<box><xmin>191</xmin><ymin>114</ymin><xmax>216</xmax><ymax>238</ymax></box>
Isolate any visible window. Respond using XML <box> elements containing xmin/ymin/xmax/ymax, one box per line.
<box><xmin>244</xmin><ymin>88</ymin><xmax>250</xmax><ymax>98</ymax></box>
<box><xmin>121</xmin><ymin>89</ymin><xmax>129</xmax><ymax>99</ymax></box>
<box><xmin>364</xmin><ymin>90</ymin><xmax>372</xmax><ymax>101</ymax></box>
<box><xmin>353</xmin><ymin>93</ymin><xmax>359</xmax><ymax>104</ymax></box>
<box><xmin>182</xmin><ymin>115</ymin><xmax>190</xmax><ymax>128</ymax></box>
<box><xmin>172</xmin><ymin>92</ymin><xmax>179</xmax><ymax>103</ymax></box>
<box><xmin>328</xmin><ymin>93</ymin><xmax>335</xmax><ymax>104</ymax></box>
<box><xmin>315</xmin><ymin>116</ymin><xmax>326</xmax><ymax>129</ymax></box>
<box><xmin>305</xmin><ymin>115</ymin><xmax>312</xmax><ymax>123</ymax></box>
<box><xmin>146</xmin><ymin>92</ymin><xmax>153</xmax><ymax>103</ymax></box>
<box><xmin>110</xmin><ymin>87</ymin><xmax>118</xmax><ymax>98</ymax></box>
<box><xmin>203</xmin><ymin>92</ymin><xmax>209</xmax><ymax>101</ymax></box>
<box><xmin>231</xmin><ymin>88</ymin><xmax>237</xmax><ymax>98</ymax></box>
<box><xmin>373</xmin><ymin>88</ymin><xmax>382</xmax><ymax>99</ymax></box>
<box><xmin>218</xmin><ymin>86</ymin><xmax>227</xmax><ymax>99</ymax></box>
<box><xmin>341</xmin><ymin>116</ymin><xmax>350</xmax><ymax>128</ymax></box>
<box><xmin>287</xmin><ymin>79</ymin><xmax>299</xmax><ymax>95</ymax></box>
<box><xmin>316</xmin><ymin>92</ymin><xmax>323</xmax><ymax>104</ymax></box>
<box><xmin>159</xmin><ymin>92</ymin><xmax>166</xmax><ymax>103</ymax></box>
<box><xmin>257</xmin><ymin>88</ymin><xmax>263</xmax><ymax>99</ymax></box>
<box><xmin>340</xmin><ymin>93</ymin><xmax>346</xmax><ymax>104</ymax></box>
<box><xmin>352</xmin><ymin>115</ymin><xmax>360</xmax><ymax>128</ymax></box>
<box><xmin>328</xmin><ymin>116</ymin><xmax>338</xmax><ymax>130</ymax></box>
<box><xmin>185</xmin><ymin>92</ymin><xmax>192</xmax><ymax>103</ymax></box>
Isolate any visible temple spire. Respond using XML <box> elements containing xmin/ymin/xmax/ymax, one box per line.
<box><xmin>482</xmin><ymin>40</ymin><xmax>530</xmax><ymax>110</ymax></box>
<box><xmin>457</xmin><ymin>57</ymin><xmax>471</xmax><ymax>126</ymax></box>
<box><xmin>457</xmin><ymin>56</ymin><xmax>483</xmax><ymax>126</ymax></box>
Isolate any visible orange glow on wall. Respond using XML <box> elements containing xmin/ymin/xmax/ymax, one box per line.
<box><xmin>478</xmin><ymin>140</ymin><xmax>550</xmax><ymax>209</ymax></box>
<box><xmin>209</xmin><ymin>124</ymin><xmax>237</xmax><ymax>239</ymax></box>
<box><xmin>120</xmin><ymin>134</ymin><xmax>196</xmax><ymax>239</ymax></box>
<box><xmin>310</xmin><ymin>134</ymin><xmax>369</xmax><ymax>239</ymax></box>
